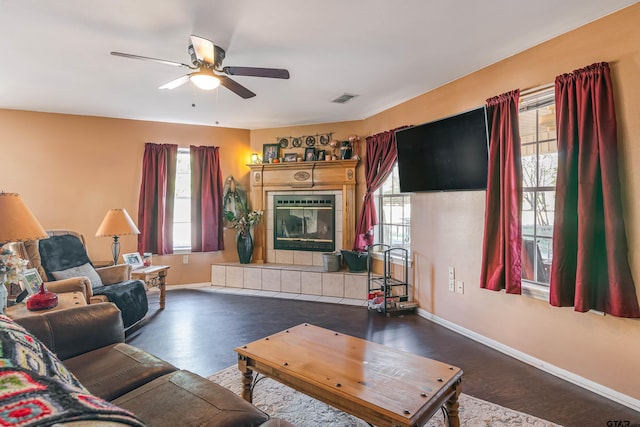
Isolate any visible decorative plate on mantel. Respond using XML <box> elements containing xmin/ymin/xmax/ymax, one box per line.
<box><xmin>305</xmin><ymin>136</ymin><xmax>316</xmax><ymax>147</ymax></box>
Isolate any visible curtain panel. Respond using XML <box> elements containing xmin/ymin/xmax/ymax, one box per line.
<box><xmin>550</xmin><ymin>62</ymin><xmax>640</xmax><ymax>317</ymax></box>
<box><xmin>353</xmin><ymin>126</ymin><xmax>407</xmax><ymax>251</ymax></box>
<box><xmin>190</xmin><ymin>145</ymin><xmax>224</xmax><ymax>252</ymax></box>
<box><xmin>137</xmin><ymin>143</ymin><xmax>177</xmax><ymax>255</ymax></box>
<box><xmin>479</xmin><ymin>90</ymin><xmax>523</xmax><ymax>294</ymax></box>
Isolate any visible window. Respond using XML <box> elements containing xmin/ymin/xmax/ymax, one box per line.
<box><xmin>519</xmin><ymin>89</ymin><xmax>557</xmax><ymax>286</ymax></box>
<box><xmin>374</xmin><ymin>163</ymin><xmax>411</xmax><ymax>252</ymax></box>
<box><xmin>173</xmin><ymin>148</ymin><xmax>191</xmax><ymax>251</ymax></box>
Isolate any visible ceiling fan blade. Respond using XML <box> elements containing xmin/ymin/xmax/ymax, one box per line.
<box><xmin>111</xmin><ymin>51</ymin><xmax>195</xmax><ymax>69</ymax></box>
<box><xmin>223</xmin><ymin>66</ymin><xmax>290</xmax><ymax>79</ymax></box>
<box><xmin>218</xmin><ymin>75</ymin><xmax>256</xmax><ymax>99</ymax></box>
<box><xmin>189</xmin><ymin>35</ymin><xmax>216</xmax><ymax>64</ymax></box>
<box><xmin>159</xmin><ymin>75</ymin><xmax>190</xmax><ymax>90</ymax></box>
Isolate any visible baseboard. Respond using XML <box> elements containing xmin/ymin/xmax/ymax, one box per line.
<box><xmin>416</xmin><ymin>308</ymin><xmax>640</xmax><ymax>412</ymax></box>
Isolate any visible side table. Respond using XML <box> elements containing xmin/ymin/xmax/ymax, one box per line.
<box><xmin>6</xmin><ymin>291</ymin><xmax>87</xmax><ymax>320</ymax></box>
<box><xmin>131</xmin><ymin>265</ymin><xmax>169</xmax><ymax>309</ymax></box>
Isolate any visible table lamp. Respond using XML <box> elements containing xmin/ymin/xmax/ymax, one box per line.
<box><xmin>95</xmin><ymin>208</ymin><xmax>140</xmax><ymax>266</ymax></box>
<box><xmin>0</xmin><ymin>192</ymin><xmax>54</xmax><ymax>311</ymax></box>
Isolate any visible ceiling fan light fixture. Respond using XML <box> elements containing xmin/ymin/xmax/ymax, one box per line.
<box><xmin>190</xmin><ymin>69</ymin><xmax>220</xmax><ymax>90</ymax></box>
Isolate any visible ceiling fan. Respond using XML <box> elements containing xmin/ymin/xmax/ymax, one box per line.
<box><xmin>111</xmin><ymin>35</ymin><xmax>290</xmax><ymax>99</ymax></box>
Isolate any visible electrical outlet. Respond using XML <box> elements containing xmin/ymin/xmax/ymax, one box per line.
<box><xmin>448</xmin><ymin>266</ymin><xmax>455</xmax><ymax>280</ymax></box>
<box><xmin>448</xmin><ymin>279</ymin><xmax>455</xmax><ymax>292</ymax></box>
<box><xmin>456</xmin><ymin>280</ymin><xmax>464</xmax><ymax>294</ymax></box>
<box><xmin>183</xmin><ymin>255</ymin><xmax>189</xmax><ymax>264</ymax></box>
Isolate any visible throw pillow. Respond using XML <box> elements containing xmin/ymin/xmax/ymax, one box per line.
<box><xmin>51</xmin><ymin>263</ymin><xmax>103</xmax><ymax>289</ymax></box>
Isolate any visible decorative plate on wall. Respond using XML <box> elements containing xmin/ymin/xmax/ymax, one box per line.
<box><xmin>292</xmin><ymin>137</ymin><xmax>302</xmax><ymax>147</ymax></box>
<box><xmin>319</xmin><ymin>134</ymin><xmax>330</xmax><ymax>145</ymax></box>
<box><xmin>305</xmin><ymin>136</ymin><xmax>316</xmax><ymax>147</ymax></box>
<box><xmin>278</xmin><ymin>138</ymin><xmax>289</xmax><ymax>148</ymax></box>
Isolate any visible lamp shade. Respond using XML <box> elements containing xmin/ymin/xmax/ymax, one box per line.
<box><xmin>95</xmin><ymin>208</ymin><xmax>140</xmax><ymax>237</ymax></box>
<box><xmin>0</xmin><ymin>192</ymin><xmax>48</xmax><ymax>245</ymax></box>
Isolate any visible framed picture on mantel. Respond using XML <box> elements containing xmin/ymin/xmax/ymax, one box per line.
<box><xmin>263</xmin><ymin>144</ymin><xmax>279</xmax><ymax>163</ymax></box>
<box><xmin>304</xmin><ymin>147</ymin><xmax>316</xmax><ymax>161</ymax></box>
<box><xmin>283</xmin><ymin>153</ymin><xmax>297</xmax><ymax>162</ymax></box>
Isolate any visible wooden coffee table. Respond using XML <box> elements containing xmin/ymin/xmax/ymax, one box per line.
<box><xmin>235</xmin><ymin>324</ymin><xmax>463</xmax><ymax>427</ymax></box>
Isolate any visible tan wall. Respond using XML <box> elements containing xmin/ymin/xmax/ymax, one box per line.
<box><xmin>0</xmin><ymin>110</ymin><xmax>250</xmax><ymax>284</ymax></box>
<box><xmin>363</xmin><ymin>4</ymin><xmax>640</xmax><ymax>402</ymax></box>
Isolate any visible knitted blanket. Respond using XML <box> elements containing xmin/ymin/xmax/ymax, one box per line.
<box><xmin>0</xmin><ymin>314</ymin><xmax>145</xmax><ymax>426</ymax></box>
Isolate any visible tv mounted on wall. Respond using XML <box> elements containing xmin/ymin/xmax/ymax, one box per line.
<box><xmin>395</xmin><ymin>106</ymin><xmax>489</xmax><ymax>193</ymax></box>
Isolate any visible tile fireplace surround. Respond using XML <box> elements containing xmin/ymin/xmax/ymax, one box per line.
<box><xmin>210</xmin><ymin>263</ymin><xmax>368</xmax><ymax>302</ymax></box>
<box><xmin>211</xmin><ymin>159</ymin><xmax>364</xmax><ymax>300</ymax></box>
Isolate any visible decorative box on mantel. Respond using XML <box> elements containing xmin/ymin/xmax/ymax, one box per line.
<box><xmin>247</xmin><ymin>159</ymin><xmax>358</xmax><ymax>264</ymax></box>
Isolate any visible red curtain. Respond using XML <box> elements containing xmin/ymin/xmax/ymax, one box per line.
<box><xmin>480</xmin><ymin>90</ymin><xmax>522</xmax><ymax>294</ymax></box>
<box><xmin>353</xmin><ymin>127</ymin><xmax>407</xmax><ymax>251</ymax></box>
<box><xmin>190</xmin><ymin>145</ymin><xmax>224</xmax><ymax>252</ymax></box>
<box><xmin>137</xmin><ymin>143</ymin><xmax>177</xmax><ymax>255</ymax></box>
<box><xmin>550</xmin><ymin>62</ymin><xmax>640</xmax><ymax>317</ymax></box>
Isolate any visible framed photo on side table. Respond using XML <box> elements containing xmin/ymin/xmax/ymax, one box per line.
<box><xmin>123</xmin><ymin>252</ymin><xmax>144</xmax><ymax>269</ymax></box>
<box><xmin>20</xmin><ymin>268</ymin><xmax>43</xmax><ymax>295</ymax></box>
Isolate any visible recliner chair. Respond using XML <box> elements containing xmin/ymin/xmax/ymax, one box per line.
<box><xmin>17</xmin><ymin>229</ymin><xmax>148</xmax><ymax>328</ymax></box>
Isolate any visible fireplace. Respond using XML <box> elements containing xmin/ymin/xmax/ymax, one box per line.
<box><xmin>247</xmin><ymin>159</ymin><xmax>357</xmax><ymax>263</ymax></box>
<box><xmin>274</xmin><ymin>195</ymin><xmax>335</xmax><ymax>251</ymax></box>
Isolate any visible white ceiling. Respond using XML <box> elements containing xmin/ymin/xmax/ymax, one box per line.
<box><xmin>0</xmin><ymin>1</ymin><xmax>635</xmax><ymax>129</ymax></box>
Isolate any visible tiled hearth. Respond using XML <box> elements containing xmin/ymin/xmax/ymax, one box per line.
<box><xmin>210</xmin><ymin>263</ymin><xmax>367</xmax><ymax>305</ymax></box>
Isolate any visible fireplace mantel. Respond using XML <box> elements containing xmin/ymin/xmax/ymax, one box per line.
<box><xmin>248</xmin><ymin>159</ymin><xmax>358</xmax><ymax>263</ymax></box>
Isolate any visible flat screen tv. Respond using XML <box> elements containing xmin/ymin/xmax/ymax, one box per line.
<box><xmin>395</xmin><ymin>106</ymin><xmax>489</xmax><ymax>193</ymax></box>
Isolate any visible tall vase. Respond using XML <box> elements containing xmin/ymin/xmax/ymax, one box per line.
<box><xmin>237</xmin><ymin>230</ymin><xmax>254</xmax><ymax>264</ymax></box>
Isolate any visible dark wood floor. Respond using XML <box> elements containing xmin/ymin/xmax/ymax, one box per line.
<box><xmin>127</xmin><ymin>288</ymin><xmax>639</xmax><ymax>427</ymax></box>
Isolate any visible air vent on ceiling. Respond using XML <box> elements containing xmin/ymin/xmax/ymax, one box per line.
<box><xmin>331</xmin><ymin>93</ymin><xmax>358</xmax><ymax>104</ymax></box>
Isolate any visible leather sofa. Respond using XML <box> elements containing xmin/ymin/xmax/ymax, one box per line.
<box><xmin>14</xmin><ymin>303</ymin><xmax>295</xmax><ymax>427</ymax></box>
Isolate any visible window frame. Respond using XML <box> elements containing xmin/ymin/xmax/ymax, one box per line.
<box><xmin>519</xmin><ymin>87</ymin><xmax>557</xmax><ymax>299</ymax></box>
<box><xmin>173</xmin><ymin>148</ymin><xmax>191</xmax><ymax>252</ymax></box>
<box><xmin>372</xmin><ymin>162</ymin><xmax>411</xmax><ymax>263</ymax></box>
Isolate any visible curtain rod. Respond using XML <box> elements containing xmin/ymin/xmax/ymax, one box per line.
<box><xmin>520</xmin><ymin>83</ymin><xmax>554</xmax><ymax>96</ymax></box>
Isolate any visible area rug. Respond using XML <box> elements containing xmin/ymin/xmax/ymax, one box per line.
<box><xmin>209</xmin><ymin>366</ymin><xmax>562</xmax><ymax>427</ymax></box>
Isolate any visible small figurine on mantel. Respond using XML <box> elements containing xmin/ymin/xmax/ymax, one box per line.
<box><xmin>348</xmin><ymin>134</ymin><xmax>361</xmax><ymax>160</ymax></box>
<box><xmin>329</xmin><ymin>139</ymin><xmax>340</xmax><ymax>160</ymax></box>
